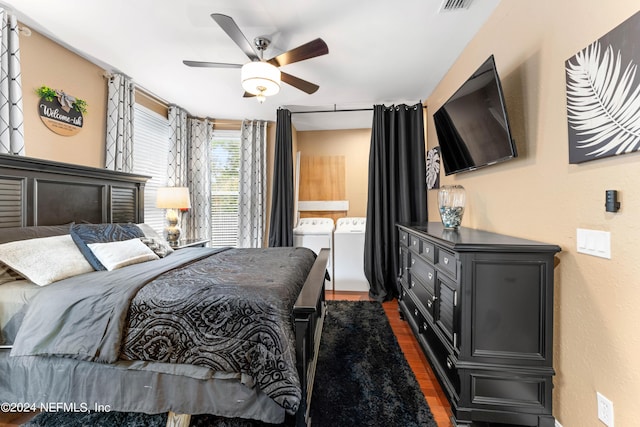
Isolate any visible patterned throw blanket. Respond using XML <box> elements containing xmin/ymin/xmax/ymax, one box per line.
<box><xmin>12</xmin><ymin>247</ymin><xmax>316</xmax><ymax>414</ymax></box>
<box><xmin>121</xmin><ymin>247</ymin><xmax>316</xmax><ymax>413</ymax></box>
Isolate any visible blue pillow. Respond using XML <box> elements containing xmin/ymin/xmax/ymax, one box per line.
<box><xmin>70</xmin><ymin>223</ymin><xmax>145</xmax><ymax>270</ymax></box>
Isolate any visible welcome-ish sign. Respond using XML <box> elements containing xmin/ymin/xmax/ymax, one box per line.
<box><xmin>36</xmin><ymin>86</ymin><xmax>87</xmax><ymax>136</ymax></box>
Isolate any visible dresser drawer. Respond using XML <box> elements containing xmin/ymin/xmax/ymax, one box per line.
<box><xmin>401</xmin><ymin>290</ymin><xmax>425</xmax><ymax>332</ymax></box>
<box><xmin>420</xmin><ymin>240</ymin><xmax>435</xmax><ymax>262</ymax></box>
<box><xmin>408</xmin><ymin>234</ymin><xmax>421</xmax><ymax>252</ymax></box>
<box><xmin>398</xmin><ymin>246</ymin><xmax>410</xmax><ymax>284</ymax></box>
<box><xmin>411</xmin><ymin>276</ymin><xmax>436</xmax><ymax>322</ymax></box>
<box><xmin>411</xmin><ymin>256</ymin><xmax>436</xmax><ymax>294</ymax></box>
<box><xmin>407</xmin><ymin>234</ymin><xmax>435</xmax><ymax>262</ymax></box>
<box><xmin>399</xmin><ymin>230</ymin><xmax>409</xmax><ymax>247</ymax></box>
<box><xmin>420</xmin><ymin>319</ymin><xmax>460</xmax><ymax>399</ymax></box>
<box><xmin>437</xmin><ymin>248</ymin><xmax>457</xmax><ymax>279</ymax></box>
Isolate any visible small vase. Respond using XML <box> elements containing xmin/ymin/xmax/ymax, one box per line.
<box><xmin>438</xmin><ymin>185</ymin><xmax>466</xmax><ymax>229</ymax></box>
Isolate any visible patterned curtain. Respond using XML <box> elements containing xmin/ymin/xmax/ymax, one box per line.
<box><xmin>105</xmin><ymin>73</ymin><xmax>135</xmax><ymax>171</ymax></box>
<box><xmin>167</xmin><ymin>105</ymin><xmax>189</xmax><ymax>235</ymax></box>
<box><xmin>0</xmin><ymin>9</ymin><xmax>24</xmax><ymax>155</ymax></box>
<box><xmin>186</xmin><ymin>117</ymin><xmax>213</xmax><ymax>241</ymax></box>
<box><xmin>167</xmin><ymin>105</ymin><xmax>189</xmax><ymax>186</ymax></box>
<box><xmin>238</xmin><ymin>120</ymin><xmax>267</xmax><ymax>248</ymax></box>
<box><xmin>168</xmin><ymin>106</ymin><xmax>213</xmax><ymax>241</ymax></box>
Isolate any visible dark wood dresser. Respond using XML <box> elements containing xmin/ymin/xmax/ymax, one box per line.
<box><xmin>396</xmin><ymin>222</ymin><xmax>560</xmax><ymax>427</ymax></box>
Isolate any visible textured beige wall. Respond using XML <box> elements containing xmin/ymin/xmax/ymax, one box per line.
<box><xmin>20</xmin><ymin>29</ymin><xmax>107</xmax><ymax>168</ymax></box>
<box><xmin>426</xmin><ymin>1</ymin><xmax>640</xmax><ymax>426</ymax></box>
<box><xmin>297</xmin><ymin>129</ymin><xmax>371</xmax><ymax>217</ymax></box>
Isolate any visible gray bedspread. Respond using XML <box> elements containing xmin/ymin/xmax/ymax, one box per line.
<box><xmin>10</xmin><ymin>246</ymin><xmax>316</xmax><ymax>415</ymax></box>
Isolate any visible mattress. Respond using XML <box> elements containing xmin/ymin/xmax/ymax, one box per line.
<box><xmin>0</xmin><ymin>280</ymin><xmax>40</xmax><ymax>346</ymax></box>
<box><xmin>0</xmin><ymin>349</ymin><xmax>286</xmax><ymax>422</ymax></box>
<box><xmin>5</xmin><ymin>246</ymin><xmax>317</xmax><ymax>423</ymax></box>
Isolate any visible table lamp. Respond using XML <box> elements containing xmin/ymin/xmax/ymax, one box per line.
<box><xmin>156</xmin><ymin>187</ymin><xmax>191</xmax><ymax>243</ymax></box>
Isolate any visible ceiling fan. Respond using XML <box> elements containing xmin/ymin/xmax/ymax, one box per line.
<box><xmin>183</xmin><ymin>14</ymin><xmax>329</xmax><ymax>102</ymax></box>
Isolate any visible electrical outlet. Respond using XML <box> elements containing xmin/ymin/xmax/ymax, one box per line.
<box><xmin>597</xmin><ymin>392</ymin><xmax>614</xmax><ymax>427</ymax></box>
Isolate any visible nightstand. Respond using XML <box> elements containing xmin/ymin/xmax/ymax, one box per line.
<box><xmin>168</xmin><ymin>239</ymin><xmax>209</xmax><ymax>249</ymax></box>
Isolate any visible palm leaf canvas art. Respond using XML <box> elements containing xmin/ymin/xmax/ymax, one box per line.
<box><xmin>565</xmin><ymin>10</ymin><xmax>640</xmax><ymax>164</ymax></box>
<box><xmin>426</xmin><ymin>146</ymin><xmax>440</xmax><ymax>190</ymax></box>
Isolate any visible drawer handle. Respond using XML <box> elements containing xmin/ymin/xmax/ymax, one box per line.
<box><xmin>432</xmin><ymin>295</ymin><xmax>438</xmax><ymax>302</ymax></box>
<box><xmin>428</xmin><ymin>272</ymin><xmax>433</xmax><ymax>280</ymax></box>
<box><xmin>444</xmin><ymin>257</ymin><xmax>449</xmax><ymax>265</ymax></box>
<box><xmin>412</xmin><ymin>241</ymin><xmax>417</xmax><ymax>246</ymax></box>
<box><xmin>414</xmin><ymin>309</ymin><xmax>419</xmax><ymax>317</ymax></box>
<box><xmin>423</xmin><ymin>322</ymin><xmax>428</xmax><ymax>331</ymax></box>
<box><xmin>425</xmin><ymin>247</ymin><xmax>430</xmax><ymax>253</ymax></box>
<box><xmin>411</xmin><ymin>281</ymin><xmax>415</xmax><ymax>288</ymax></box>
<box><xmin>411</xmin><ymin>259</ymin><xmax>416</xmax><ymax>265</ymax></box>
<box><xmin>446</xmin><ymin>358</ymin><xmax>453</xmax><ymax>369</ymax></box>
<box><xmin>427</xmin><ymin>300</ymin><xmax>432</xmax><ymax>308</ymax></box>
<box><xmin>402</xmin><ymin>291</ymin><xmax>406</xmax><ymax>297</ymax></box>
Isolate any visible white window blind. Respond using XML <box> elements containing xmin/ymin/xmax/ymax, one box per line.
<box><xmin>132</xmin><ymin>104</ymin><xmax>170</xmax><ymax>235</ymax></box>
<box><xmin>211</xmin><ymin>130</ymin><xmax>241</xmax><ymax>247</ymax></box>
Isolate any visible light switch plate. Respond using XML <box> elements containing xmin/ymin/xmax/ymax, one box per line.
<box><xmin>577</xmin><ymin>228</ymin><xmax>611</xmax><ymax>259</ymax></box>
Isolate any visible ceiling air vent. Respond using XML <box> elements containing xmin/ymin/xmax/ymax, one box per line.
<box><xmin>439</xmin><ymin>0</ymin><xmax>474</xmax><ymax>12</ymax></box>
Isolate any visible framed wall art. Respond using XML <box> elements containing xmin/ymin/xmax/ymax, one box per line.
<box><xmin>426</xmin><ymin>146</ymin><xmax>440</xmax><ymax>190</ymax></box>
<box><xmin>565</xmin><ymin>11</ymin><xmax>640</xmax><ymax>164</ymax></box>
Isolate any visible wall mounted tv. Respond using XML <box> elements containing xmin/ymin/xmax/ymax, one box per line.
<box><xmin>433</xmin><ymin>55</ymin><xmax>517</xmax><ymax>175</ymax></box>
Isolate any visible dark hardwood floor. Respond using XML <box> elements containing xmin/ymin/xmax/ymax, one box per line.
<box><xmin>0</xmin><ymin>291</ymin><xmax>453</xmax><ymax>427</ymax></box>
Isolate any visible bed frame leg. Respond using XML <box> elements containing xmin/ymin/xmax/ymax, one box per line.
<box><xmin>166</xmin><ymin>412</ymin><xmax>191</xmax><ymax>427</ymax></box>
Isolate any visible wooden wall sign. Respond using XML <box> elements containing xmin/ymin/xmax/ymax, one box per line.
<box><xmin>36</xmin><ymin>86</ymin><xmax>86</xmax><ymax>136</ymax></box>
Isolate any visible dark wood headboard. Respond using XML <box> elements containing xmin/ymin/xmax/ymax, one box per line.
<box><xmin>0</xmin><ymin>154</ymin><xmax>150</xmax><ymax>228</ymax></box>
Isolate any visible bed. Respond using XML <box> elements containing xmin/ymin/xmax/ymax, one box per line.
<box><xmin>0</xmin><ymin>154</ymin><xmax>328</xmax><ymax>427</ymax></box>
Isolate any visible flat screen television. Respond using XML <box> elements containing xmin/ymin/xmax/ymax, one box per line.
<box><xmin>433</xmin><ymin>55</ymin><xmax>517</xmax><ymax>175</ymax></box>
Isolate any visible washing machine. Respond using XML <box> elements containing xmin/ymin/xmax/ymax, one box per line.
<box><xmin>333</xmin><ymin>217</ymin><xmax>369</xmax><ymax>292</ymax></box>
<box><xmin>293</xmin><ymin>217</ymin><xmax>334</xmax><ymax>290</ymax></box>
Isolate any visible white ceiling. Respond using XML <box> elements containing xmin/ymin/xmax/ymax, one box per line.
<box><xmin>2</xmin><ymin>0</ymin><xmax>501</xmax><ymax>130</ymax></box>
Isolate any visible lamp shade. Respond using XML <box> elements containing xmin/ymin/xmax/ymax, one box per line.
<box><xmin>156</xmin><ymin>187</ymin><xmax>191</xmax><ymax>209</ymax></box>
<box><xmin>241</xmin><ymin>61</ymin><xmax>281</xmax><ymax>96</ymax></box>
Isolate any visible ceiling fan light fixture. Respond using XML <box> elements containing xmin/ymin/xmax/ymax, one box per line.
<box><xmin>241</xmin><ymin>61</ymin><xmax>281</xmax><ymax>97</ymax></box>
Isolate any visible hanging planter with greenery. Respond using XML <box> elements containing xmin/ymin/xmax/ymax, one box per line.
<box><xmin>35</xmin><ymin>85</ymin><xmax>87</xmax><ymax>114</ymax></box>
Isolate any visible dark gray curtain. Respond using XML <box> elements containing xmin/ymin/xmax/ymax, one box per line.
<box><xmin>364</xmin><ymin>103</ymin><xmax>428</xmax><ymax>301</ymax></box>
<box><xmin>268</xmin><ymin>108</ymin><xmax>294</xmax><ymax>247</ymax></box>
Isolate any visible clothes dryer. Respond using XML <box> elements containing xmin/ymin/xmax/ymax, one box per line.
<box><xmin>333</xmin><ymin>217</ymin><xmax>369</xmax><ymax>292</ymax></box>
<box><xmin>293</xmin><ymin>217</ymin><xmax>334</xmax><ymax>290</ymax></box>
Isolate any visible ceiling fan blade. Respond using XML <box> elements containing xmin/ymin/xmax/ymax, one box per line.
<box><xmin>183</xmin><ymin>60</ymin><xmax>242</xmax><ymax>69</ymax></box>
<box><xmin>281</xmin><ymin>72</ymin><xmax>319</xmax><ymax>94</ymax></box>
<box><xmin>243</xmin><ymin>91</ymin><xmax>255</xmax><ymax>98</ymax></box>
<box><xmin>267</xmin><ymin>38</ymin><xmax>328</xmax><ymax>67</ymax></box>
<box><xmin>210</xmin><ymin>13</ymin><xmax>259</xmax><ymax>61</ymax></box>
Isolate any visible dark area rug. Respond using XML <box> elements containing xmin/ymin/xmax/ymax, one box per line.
<box><xmin>309</xmin><ymin>300</ymin><xmax>435</xmax><ymax>427</ymax></box>
<box><xmin>24</xmin><ymin>300</ymin><xmax>436</xmax><ymax>426</ymax></box>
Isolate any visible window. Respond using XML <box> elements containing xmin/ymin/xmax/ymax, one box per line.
<box><xmin>210</xmin><ymin>130</ymin><xmax>241</xmax><ymax>247</ymax></box>
<box><xmin>132</xmin><ymin>104</ymin><xmax>170</xmax><ymax>235</ymax></box>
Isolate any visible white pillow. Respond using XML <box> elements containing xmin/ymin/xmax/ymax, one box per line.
<box><xmin>87</xmin><ymin>238</ymin><xmax>159</xmax><ymax>271</ymax></box>
<box><xmin>0</xmin><ymin>235</ymin><xmax>94</xmax><ymax>286</ymax></box>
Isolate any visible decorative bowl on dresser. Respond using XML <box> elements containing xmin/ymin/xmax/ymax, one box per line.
<box><xmin>397</xmin><ymin>222</ymin><xmax>560</xmax><ymax>427</ymax></box>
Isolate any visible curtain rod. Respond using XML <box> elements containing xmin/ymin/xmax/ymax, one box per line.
<box><xmin>289</xmin><ymin>104</ymin><xmax>427</xmax><ymax>115</ymax></box>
